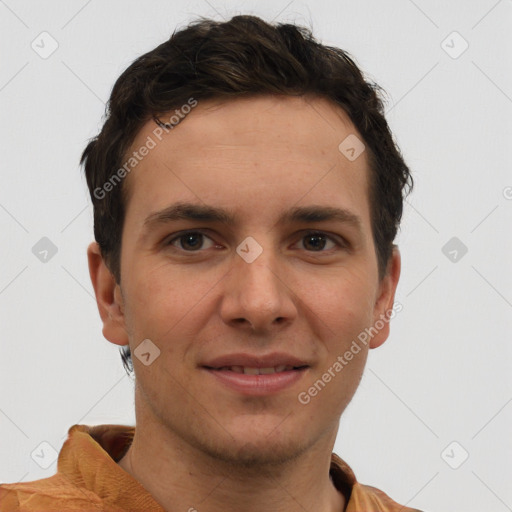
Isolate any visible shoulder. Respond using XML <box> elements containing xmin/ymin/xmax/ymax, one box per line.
<box><xmin>353</xmin><ymin>482</ymin><xmax>424</xmax><ymax>512</ymax></box>
<box><xmin>0</xmin><ymin>474</ymin><xmax>102</xmax><ymax>511</ymax></box>
<box><xmin>330</xmin><ymin>453</ymin><xmax>424</xmax><ymax>512</ymax></box>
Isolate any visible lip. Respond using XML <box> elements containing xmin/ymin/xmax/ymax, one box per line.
<box><xmin>203</xmin><ymin>366</ymin><xmax>308</xmax><ymax>396</ymax></box>
<box><xmin>201</xmin><ymin>352</ymin><xmax>309</xmax><ymax>369</ymax></box>
<box><xmin>200</xmin><ymin>352</ymin><xmax>310</xmax><ymax>397</ymax></box>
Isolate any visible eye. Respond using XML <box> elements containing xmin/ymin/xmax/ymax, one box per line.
<box><xmin>297</xmin><ymin>231</ymin><xmax>343</xmax><ymax>252</ymax></box>
<box><xmin>164</xmin><ymin>230</ymin><xmax>346</xmax><ymax>254</ymax></box>
<box><xmin>167</xmin><ymin>231</ymin><xmax>217</xmax><ymax>251</ymax></box>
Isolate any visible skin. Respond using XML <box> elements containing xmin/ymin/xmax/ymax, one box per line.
<box><xmin>87</xmin><ymin>94</ymin><xmax>401</xmax><ymax>512</ymax></box>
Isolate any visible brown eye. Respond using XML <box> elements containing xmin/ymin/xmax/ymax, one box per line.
<box><xmin>300</xmin><ymin>232</ymin><xmax>339</xmax><ymax>252</ymax></box>
<box><xmin>168</xmin><ymin>231</ymin><xmax>216</xmax><ymax>251</ymax></box>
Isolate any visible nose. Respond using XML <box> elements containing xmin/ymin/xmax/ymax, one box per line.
<box><xmin>219</xmin><ymin>243</ymin><xmax>298</xmax><ymax>334</ymax></box>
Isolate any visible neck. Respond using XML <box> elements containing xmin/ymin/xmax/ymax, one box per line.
<box><xmin>117</xmin><ymin>403</ymin><xmax>346</xmax><ymax>512</ymax></box>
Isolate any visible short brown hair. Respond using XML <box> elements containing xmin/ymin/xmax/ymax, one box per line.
<box><xmin>80</xmin><ymin>14</ymin><xmax>413</xmax><ymax>374</ymax></box>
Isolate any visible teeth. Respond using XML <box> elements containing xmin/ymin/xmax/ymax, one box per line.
<box><xmin>258</xmin><ymin>367</ymin><xmax>276</xmax><ymax>374</ymax></box>
<box><xmin>217</xmin><ymin>365</ymin><xmax>297</xmax><ymax>374</ymax></box>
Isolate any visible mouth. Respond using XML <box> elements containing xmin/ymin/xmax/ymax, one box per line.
<box><xmin>202</xmin><ymin>364</ymin><xmax>309</xmax><ymax>396</ymax></box>
<box><xmin>204</xmin><ymin>364</ymin><xmax>309</xmax><ymax>374</ymax></box>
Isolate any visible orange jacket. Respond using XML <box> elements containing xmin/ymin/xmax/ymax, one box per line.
<box><xmin>0</xmin><ymin>424</ymin><xmax>423</xmax><ymax>511</ymax></box>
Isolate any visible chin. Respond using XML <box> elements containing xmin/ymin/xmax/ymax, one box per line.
<box><xmin>208</xmin><ymin>436</ymin><xmax>309</xmax><ymax>469</ymax></box>
<box><xmin>192</xmin><ymin>417</ymin><xmax>314</xmax><ymax>470</ymax></box>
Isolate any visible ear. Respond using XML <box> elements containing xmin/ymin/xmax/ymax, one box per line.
<box><xmin>369</xmin><ymin>246</ymin><xmax>401</xmax><ymax>349</ymax></box>
<box><xmin>87</xmin><ymin>241</ymin><xmax>129</xmax><ymax>347</ymax></box>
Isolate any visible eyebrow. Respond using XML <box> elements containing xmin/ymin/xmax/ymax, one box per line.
<box><xmin>142</xmin><ymin>202</ymin><xmax>363</xmax><ymax>233</ymax></box>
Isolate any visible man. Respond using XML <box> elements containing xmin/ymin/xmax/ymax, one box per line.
<box><xmin>0</xmin><ymin>14</ymin><xmax>420</xmax><ymax>512</ymax></box>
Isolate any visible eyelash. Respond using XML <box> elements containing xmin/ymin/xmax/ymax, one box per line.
<box><xmin>164</xmin><ymin>230</ymin><xmax>346</xmax><ymax>254</ymax></box>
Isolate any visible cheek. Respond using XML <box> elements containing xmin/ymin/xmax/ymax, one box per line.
<box><xmin>314</xmin><ymin>267</ymin><xmax>376</xmax><ymax>330</ymax></box>
<box><xmin>121</xmin><ymin>265</ymin><xmax>179</xmax><ymax>342</ymax></box>
<box><xmin>122</xmin><ymin>261</ymin><xmax>221</xmax><ymax>351</ymax></box>
<box><xmin>309</xmin><ymin>272</ymin><xmax>375</xmax><ymax>390</ymax></box>
<box><xmin>128</xmin><ymin>262</ymin><xmax>183</xmax><ymax>315</ymax></box>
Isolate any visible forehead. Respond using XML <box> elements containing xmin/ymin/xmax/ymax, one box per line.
<box><xmin>133</xmin><ymin>95</ymin><xmax>359</xmax><ymax>161</ymax></box>
<box><xmin>121</xmin><ymin>95</ymin><xmax>371</xmax><ymax>228</ymax></box>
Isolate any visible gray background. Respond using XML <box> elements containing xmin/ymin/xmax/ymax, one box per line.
<box><xmin>1</xmin><ymin>1</ymin><xmax>511</xmax><ymax>511</ymax></box>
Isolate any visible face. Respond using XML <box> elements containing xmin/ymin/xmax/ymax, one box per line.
<box><xmin>89</xmin><ymin>95</ymin><xmax>400</xmax><ymax>466</ymax></box>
